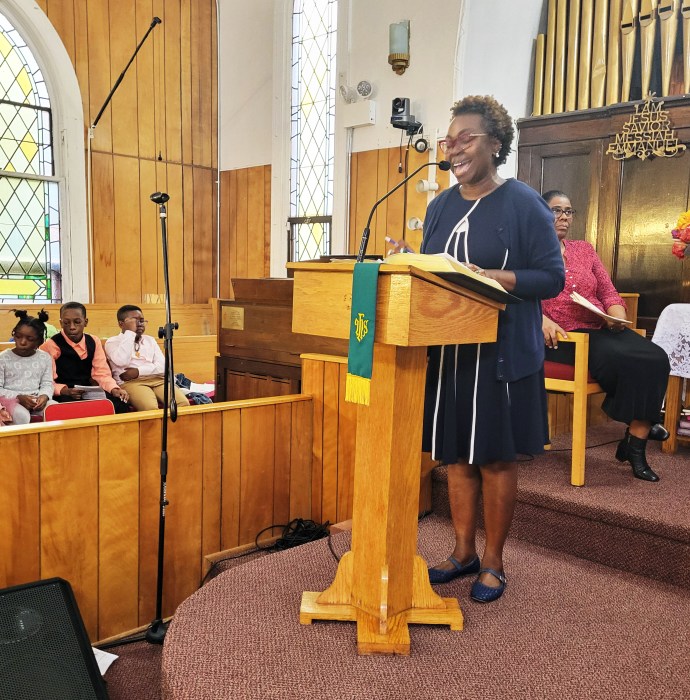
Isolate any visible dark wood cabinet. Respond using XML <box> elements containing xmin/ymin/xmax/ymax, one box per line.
<box><xmin>518</xmin><ymin>97</ymin><xmax>690</xmax><ymax>330</ymax></box>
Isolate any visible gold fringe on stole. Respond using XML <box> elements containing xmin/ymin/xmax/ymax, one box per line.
<box><xmin>345</xmin><ymin>373</ymin><xmax>371</xmax><ymax>406</ymax></box>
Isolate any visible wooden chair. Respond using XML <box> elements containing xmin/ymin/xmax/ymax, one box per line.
<box><xmin>44</xmin><ymin>398</ymin><xmax>115</xmax><ymax>422</ymax></box>
<box><xmin>544</xmin><ymin>293</ymin><xmax>640</xmax><ymax>487</ymax></box>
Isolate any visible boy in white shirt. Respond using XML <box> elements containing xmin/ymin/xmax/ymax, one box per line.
<box><xmin>104</xmin><ymin>305</ymin><xmax>190</xmax><ymax>412</ymax></box>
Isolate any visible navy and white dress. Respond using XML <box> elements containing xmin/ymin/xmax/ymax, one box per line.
<box><xmin>421</xmin><ymin>179</ymin><xmax>565</xmax><ymax>465</ymax></box>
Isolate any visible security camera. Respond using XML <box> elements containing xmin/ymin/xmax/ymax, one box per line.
<box><xmin>390</xmin><ymin>97</ymin><xmax>422</xmax><ymax>135</ymax></box>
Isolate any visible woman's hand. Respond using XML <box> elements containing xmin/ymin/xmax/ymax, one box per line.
<box><xmin>384</xmin><ymin>236</ymin><xmax>415</xmax><ymax>255</ymax></box>
<box><xmin>542</xmin><ymin>315</ymin><xmax>568</xmax><ymax>349</ymax></box>
<box><xmin>605</xmin><ymin>304</ymin><xmax>628</xmax><ymax>333</ymax></box>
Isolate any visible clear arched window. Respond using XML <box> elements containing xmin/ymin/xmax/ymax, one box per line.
<box><xmin>288</xmin><ymin>0</ymin><xmax>337</xmax><ymax>262</ymax></box>
<box><xmin>0</xmin><ymin>10</ymin><xmax>59</xmax><ymax>303</ymax></box>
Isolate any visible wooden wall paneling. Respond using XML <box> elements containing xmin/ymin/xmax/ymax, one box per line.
<box><xmin>290</xmin><ymin>398</ymin><xmax>313</xmax><ymax>520</ymax></box>
<box><xmin>190</xmin><ymin>0</ymin><xmax>203</xmax><ymax>166</ymax></box>
<box><xmin>350</xmin><ymin>149</ymin><xmax>379</xmax><ymax>256</ymax></box>
<box><xmin>151</xmin><ymin>0</ymin><xmax>167</xmax><ymax>163</ymax></box>
<box><xmin>263</xmin><ymin>166</ymin><xmax>271</xmax><ymax>276</ymax></box>
<box><xmin>180</xmin><ymin>0</ymin><xmax>194</xmax><ymax>165</ymax></box>
<box><xmin>73</xmin><ymin>0</ymin><xmax>90</xmax><ymax>121</ymax></box>
<box><xmin>596</xmin><ymin>145</ymin><xmax>623</xmax><ymax>273</ymax></box>
<box><xmin>201</xmin><ymin>411</ymin><xmax>222</xmax><ymax>568</ymax></box>
<box><xmin>40</xmin><ymin>427</ymin><xmax>100</xmax><ymax>638</ymax></box>
<box><xmin>404</xmin><ymin>148</ymin><xmax>429</xmax><ymax>253</ymax></box>
<box><xmin>135</xmin><ymin>0</ymin><xmax>156</xmax><ymax>161</ymax></box>
<box><xmin>247</xmin><ymin>166</ymin><xmax>266</xmax><ymax>278</ymax></box>
<box><xmin>156</xmin><ymin>159</ymin><xmax>168</xmax><ymax>296</ymax></box>
<box><xmin>220</xmin><ymin>169</ymin><xmax>237</xmax><ymax>293</ymax></box>
<box><xmin>181</xmin><ymin>165</ymin><xmax>195</xmax><ymax>303</ymax></box>
<box><xmin>384</xmin><ymin>148</ymin><xmax>406</xmax><ymax>252</ymax></box>
<box><xmin>320</xmin><ymin>359</ymin><xmax>340</xmax><ymax>523</ymax></box>
<box><xmin>98</xmin><ymin>422</ymin><xmax>140</xmax><ymax>639</ymax></box>
<box><xmin>137</xmin><ymin>418</ymin><xmax>161</xmax><ymax>625</ymax></box>
<box><xmin>87</xmin><ymin>0</ymin><xmax>113</xmax><ymax>152</ymax></box>
<box><xmin>235</xmin><ymin>168</ymin><xmax>249</xmax><ymax>278</ymax></box>
<box><xmin>238</xmin><ymin>405</ymin><xmax>276</xmax><ymax>545</ymax></box>
<box><xmin>113</xmin><ymin>155</ymin><xmax>143</xmax><ymax>303</ymax></box>
<box><xmin>348</xmin><ymin>152</ymin><xmax>359</xmax><ymax>252</ymax></box>
<box><xmin>35</xmin><ymin>0</ymin><xmax>48</xmax><ymax>14</ymax></box>
<box><xmin>0</xmin><ymin>435</ymin><xmax>40</xmax><ymax>588</ymax></box>
<box><xmin>193</xmin><ymin>167</ymin><xmax>214</xmax><ymax>303</ymax></box>
<box><xmin>273</xmin><ymin>402</ymin><xmax>293</xmax><ymax>534</ymax></box>
<box><xmin>139</xmin><ymin>146</ymin><xmax>159</xmax><ymax>303</ymax></box>
<box><xmin>109</xmin><ymin>0</ymin><xmax>138</xmax><ymax>157</ymax></box>
<box><xmin>92</xmin><ymin>152</ymin><xmax>116</xmax><ymax>302</ymax></box>
<box><xmin>367</xmin><ymin>148</ymin><xmax>387</xmax><ymax>256</ymax></box>
<box><xmin>163</xmin><ymin>413</ymin><xmax>204</xmax><ymax>616</ymax></box>
<box><xmin>197</xmin><ymin>0</ymin><xmax>214</xmax><ymax>168</ymax></box>
<box><xmin>336</xmin><ymin>360</ymin><xmax>355</xmax><ymax>522</ymax></box>
<box><xmin>301</xmin><ymin>356</ymin><xmax>325</xmax><ymax>521</ymax></box>
<box><xmin>45</xmin><ymin>0</ymin><xmax>76</xmax><ymax>65</ymax></box>
<box><xmin>167</xmin><ymin>163</ymin><xmax>185</xmax><ymax>305</ymax></box>
<box><xmin>220</xmin><ymin>409</ymin><xmax>241</xmax><ymax>550</ymax></box>
<box><xmin>211</xmin><ymin>12</ymin><xmax>218</xmax><ymax>169</ymax></box>
<box><xmin>164</xmin><ymin>0</ymin><xmax>183</xmax><ymax>164</ymax></box>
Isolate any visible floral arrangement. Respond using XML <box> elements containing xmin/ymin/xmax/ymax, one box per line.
<box><xmin>671</xmin><ymin>209</ymin><xmax>690</xmax><ymax>259</ymax></box>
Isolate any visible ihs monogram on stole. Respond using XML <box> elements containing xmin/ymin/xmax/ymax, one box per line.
<box><xmin>354</xmin><ymin>312</ymin><xmax>369</xmax><ymax>342</ymax></box>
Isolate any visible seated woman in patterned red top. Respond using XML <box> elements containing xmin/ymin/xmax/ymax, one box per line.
<box><xmin>541</xmin><ymin>190</ymin><xmax>670</xmax><ymax>483</ymax></box>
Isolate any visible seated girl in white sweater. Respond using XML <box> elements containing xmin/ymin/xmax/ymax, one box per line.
<box><xmin>0</xmin><ymin>310</ymin><xmax>56</xmax><ymax>424</ymax></box>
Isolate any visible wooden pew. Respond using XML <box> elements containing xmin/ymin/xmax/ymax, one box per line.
<box><xmin>0</xmin><ymin>335</ymin><xmax>216</xmax><ymax>385</ymax></box>
<box><xmin>0</xmin><ymin>397</ymin><xmax>312</xmax><ymax>642</ymax></box>
<box><xmin>0</xmin><ymin>302</ymin><xmax>215</xmax><ymax>342</ymax></box>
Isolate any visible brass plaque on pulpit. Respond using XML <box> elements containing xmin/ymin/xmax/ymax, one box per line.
<box><xmin>222</xmin><ymin>306</ymin><xmax>245</xmax><ymax>330</ymax></box>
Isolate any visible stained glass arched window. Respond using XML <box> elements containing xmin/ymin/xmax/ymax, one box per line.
<box><xmin>0</xmin><ymin>10</ymin><xmax>59</xmax><ymax>303</ymax></box>
<box><xmin>288</xmin><ymin>0</ymin><xmax>337</xmax><ymax>262</ymax></box>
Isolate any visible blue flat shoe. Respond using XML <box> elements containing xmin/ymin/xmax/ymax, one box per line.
<box><xmin>470</xmin><ymin>568</ymin><xmax>507</xmax><ymax>603</ymax></box>
<box><xmin>428</xmin><ymin>555</ymin><xmax>480</xmax><ymax>584</ymax></box>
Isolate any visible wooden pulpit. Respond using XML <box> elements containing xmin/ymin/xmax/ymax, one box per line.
<box><xmin>288</xmin><ymin>262</ymin><xmax>504</xmax><ymax>655</ymax></box>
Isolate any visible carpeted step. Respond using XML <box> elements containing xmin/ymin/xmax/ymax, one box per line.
<box><xmin>430</xmin><ymin>424</ymin><xmax>690</xmax><ymax>589</ymax></box>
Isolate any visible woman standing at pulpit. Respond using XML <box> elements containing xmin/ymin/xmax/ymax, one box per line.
<box><xmin>421</xmin><ymin>96</ymin><xmax>564</xmax><ymax>602</ymax></box>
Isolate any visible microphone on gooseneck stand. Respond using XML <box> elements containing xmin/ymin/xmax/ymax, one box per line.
<box><xmin>356</xmin><ymin>160</ymin><xmax>451</xmax><ymax>262</ymax></box>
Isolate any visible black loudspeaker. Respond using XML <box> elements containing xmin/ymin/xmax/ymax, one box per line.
<box><xmin>0</xmin><ymin>578</ymin><xmax>109</xmax><ymax>699</ymax></box>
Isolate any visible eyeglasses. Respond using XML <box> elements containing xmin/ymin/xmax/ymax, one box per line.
<box><xmin>551</xmin><ymin>207</ymin><xmax>576</xmax><ymax>218</ymax></box>
<box><xmin>438</xmin><ymin>131</ymin><xmax>487</xmax><ymax>153</ymax></box>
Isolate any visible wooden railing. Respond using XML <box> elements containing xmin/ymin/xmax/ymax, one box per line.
<box><xmin>0</xmin><ymin>397</ymin><xmax>312</xmax><ymax>641</ymax></box>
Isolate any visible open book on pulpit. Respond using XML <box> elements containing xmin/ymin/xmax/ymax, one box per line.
<box><xmin>383</xmin><ymin>252</ymin><xmax>520</xmax><ymax>303</ymax></box>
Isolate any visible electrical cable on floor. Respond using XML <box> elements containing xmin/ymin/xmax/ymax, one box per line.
<box><xmin>549</xmin><ymin>438</ymin><xmax>620</xmax><ymax>452</ymax></box>
<box><xmin>200</xmin><ymin>519</ymin><xmax>330</xmax><ymax>587</ymax></box>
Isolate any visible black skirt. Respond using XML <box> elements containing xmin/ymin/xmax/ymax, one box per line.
<box><xmin>422</xmin><ymin>342</ymin><xmax>549</xmax><ymax>466</ymax></box>
<box><xmin>544</xmin><ymin>327</ymin><xmax>670</xmax><ymax>425</ymax></box>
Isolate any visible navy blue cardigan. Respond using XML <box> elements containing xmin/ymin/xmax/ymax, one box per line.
<box><xmin>421</xmin><ymin>179</ymin><xmax>565</xmax><ymax>382</ymax></box>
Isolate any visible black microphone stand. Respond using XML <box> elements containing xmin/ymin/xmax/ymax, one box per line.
<box><xmin>91</xmin><ymin>17</ymin><xmax>162</xmax><ymax>131</ymax></box>
<box><xmin>145</xmin><ymin>191</ymin><xmax>179</xmax><ymax>645</ymax></box>
<box><xmin>356</xmin><ymin>160</ymin><xmax>450</xmax><ymax>262</ymax></box>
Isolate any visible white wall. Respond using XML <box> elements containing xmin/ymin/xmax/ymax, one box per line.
<box><xmin>458</xmin><ymin>0</ymin><xmax>546</xmax><ymax>175</ymax></box>
<box><xmin>218</xmin><ymin>0</ymin><xmax>274</xmax><ymax>169</ymax></box>
<box><xmin>342</xmin><ymin>0</ymin><xmax>464</xmax><ymax>153</ymax></box>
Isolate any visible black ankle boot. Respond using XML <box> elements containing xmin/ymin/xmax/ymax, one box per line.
<box><xmin>615</xmin><ymin>430</ymin><xmax>660</xmax><ymax>482</ymax></box>
<box><xmin>648</xmin><ymin>423</ymin><xmax>670</xmax><ymax>442</ymax></box>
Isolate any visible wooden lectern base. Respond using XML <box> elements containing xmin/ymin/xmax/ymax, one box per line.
<box><xmin>299</xmin><ymin>552</ymin><xmax>463</xmax><ymax>655</ymax></box>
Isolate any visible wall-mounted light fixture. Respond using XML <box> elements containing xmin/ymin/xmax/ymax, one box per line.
<box><xmin>388</xmin><ymin>20</ymin><xmax>410</xmax><ymax>75</ymax></box>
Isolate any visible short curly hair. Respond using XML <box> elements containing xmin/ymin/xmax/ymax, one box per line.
<box><xmin>451</xmin><ymin>95</ymin><xmax>514</xmax><ymax>167</ymax></box>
